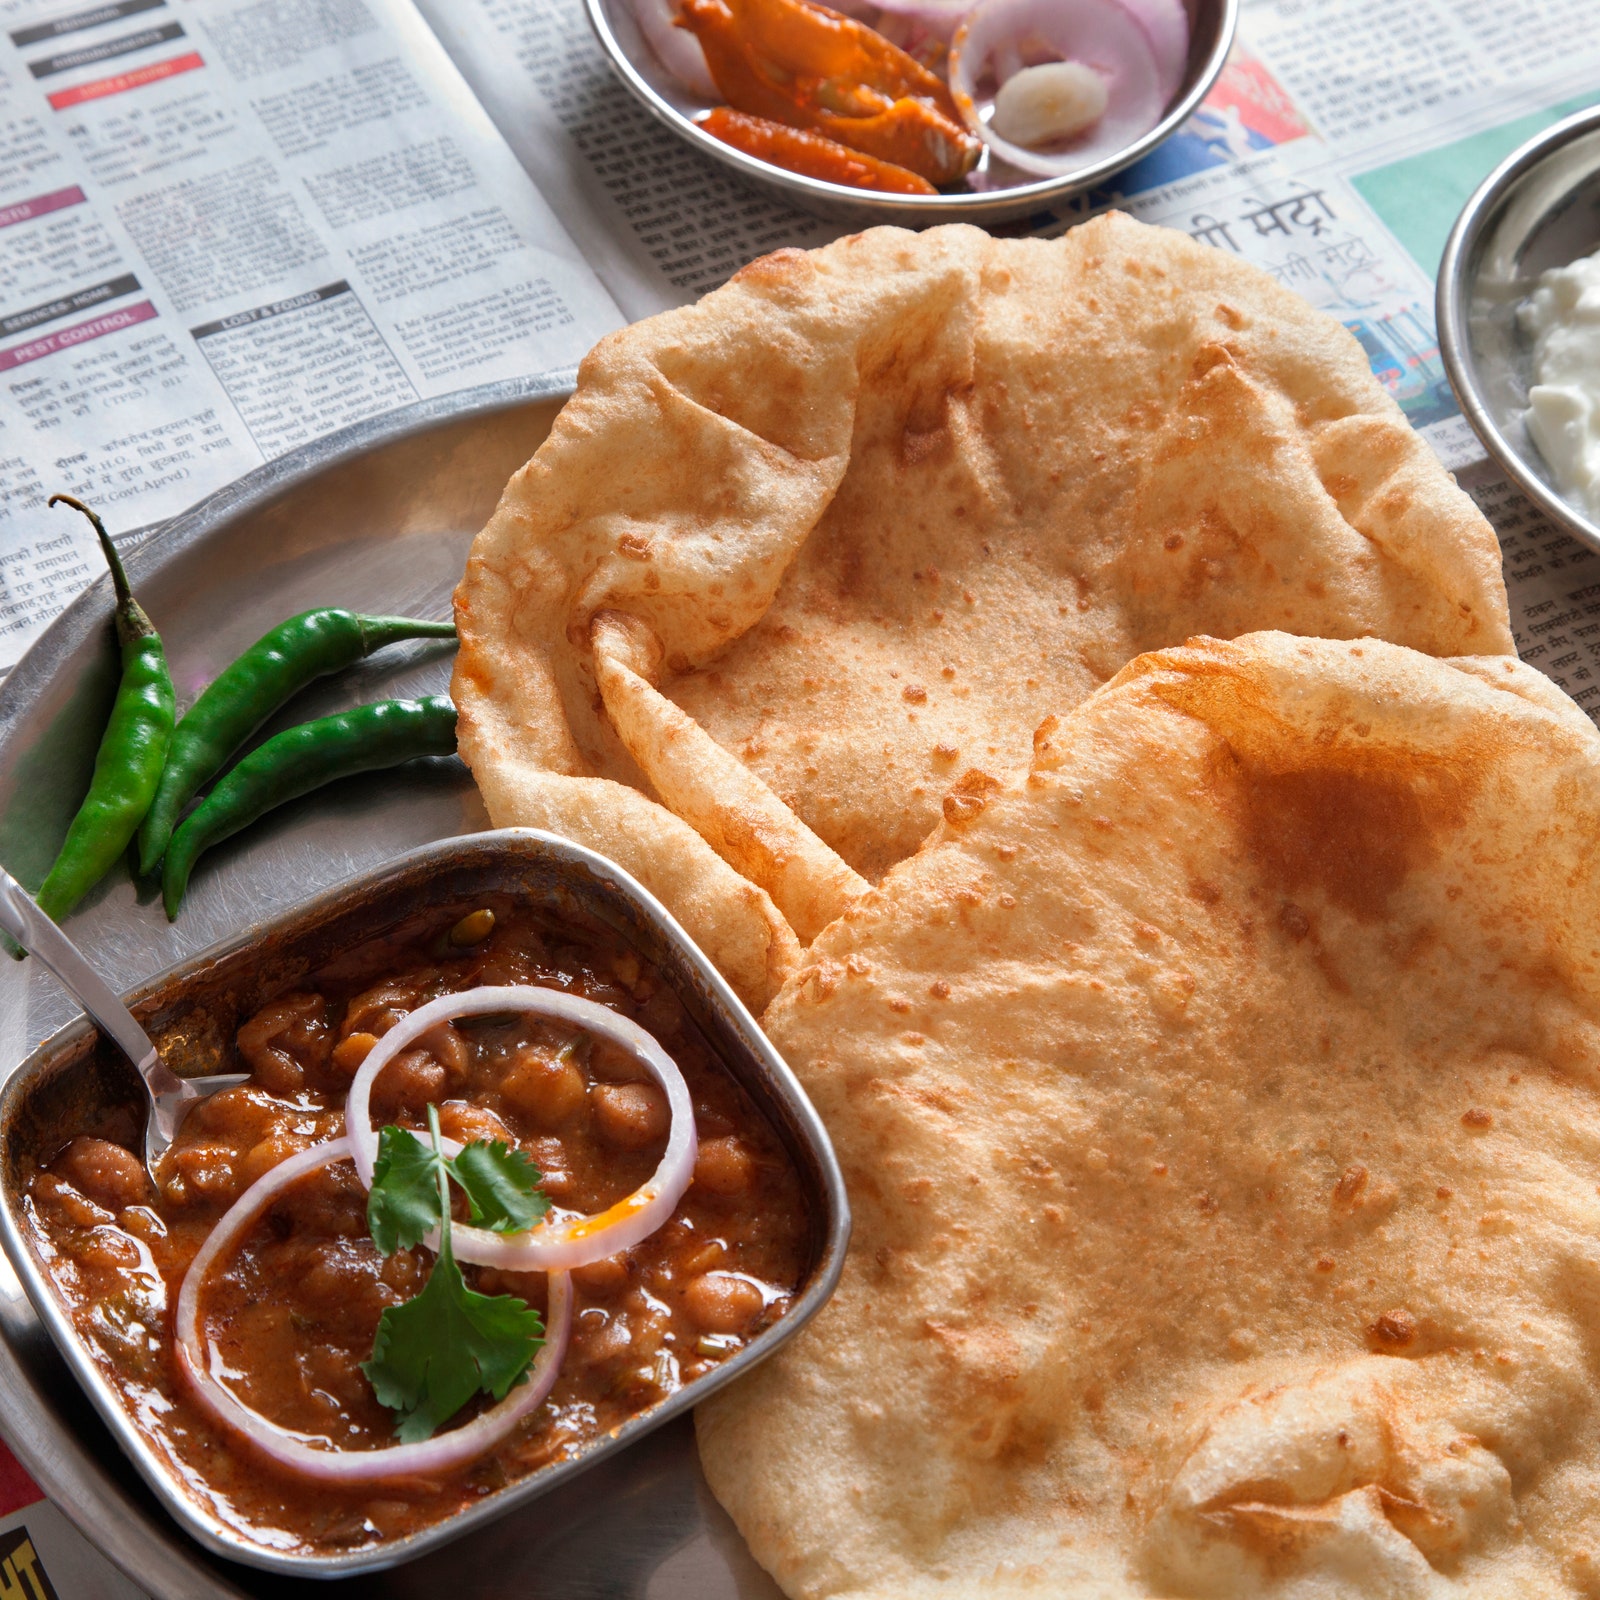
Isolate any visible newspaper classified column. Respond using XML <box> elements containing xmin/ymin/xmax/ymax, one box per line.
<box><xmin>0</xmin><ymin>0</ymin><xmax>619</xmax><ymax>672</ymax></box>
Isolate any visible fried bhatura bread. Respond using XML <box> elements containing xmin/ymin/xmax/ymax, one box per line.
<box><xmin>453</xmin><ymin>216</ymin><xmax>1512</xmax><ymax>954</ymax></box>
<box><xmin>460</xmin><ymin>763</ymin><xmax>801</xmax><ymax>1010</ymax></box>
<box><xmin>697</xmin><ymin>632</ymin><xmax>1600</xmax><ymax>1600</ymax></box>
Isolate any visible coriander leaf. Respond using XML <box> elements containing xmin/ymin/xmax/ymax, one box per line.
<box><xmin>360</xmin><ymin>1234</ymin><xmax>545</xmax><ymax>1442</ymax></box>
<box><xmin>448</xmin><ymin>1140</ymin><xmax>550</xmax><ymax>1234</ymax></box>
<box><xmin>366</xmin><ymin>1124</ymin><xmax>446</xmax><ymax>1256</ymax></box>
<box><xmin>362</xmin><ymin>1107</ymin><xmax>546</xmax><ymax>1442</ymax></box>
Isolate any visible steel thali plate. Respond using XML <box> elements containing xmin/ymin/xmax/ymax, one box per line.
<box><xmin>0</xmin><ymin>374</ymin><xmax>786</xmax><ymax>1599</ymax></box>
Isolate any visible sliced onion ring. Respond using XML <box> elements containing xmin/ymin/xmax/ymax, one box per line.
<box><xmin>627</xmin><ymin>0</ymin><xmax>718</xmax><ymax>101</ymax></box>
<box><xmin>1117</xmin><ymin>0</ymin><xmax>1188</xmax><ymax>102</ymax></box>
<box><xmin>346</xmin><ymin>985</ymin><xmax>698</xmax><ymax>1272</ymax></box>
<box><xmin>174</xmin><ymin>1137</ymin><xmax>573</xmax><ymax>1484</ymax></box>
<box><xmin>948</xmin><ymin>0</ymin><xmax>1163</xmax><ymax>178</ymax></box>
<box><xmin>869</xmin><ymin>0</ymin><xmax>973</xmax><ymax>20</ymax></box>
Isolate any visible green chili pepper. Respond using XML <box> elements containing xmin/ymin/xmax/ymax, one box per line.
<box><xmin>162</xmin><ymin>695</ymin><xmax>457</xmax><ymax>918</ymax></box>
<box><xmin>136</xmin><ymin>607</ymin><xmax>456</xmax><ymax>875</ymax></box>
<box><xmin>34</xmin><ymin>496</ymin><xmax>175</xmax><ymax>926</ymax></box>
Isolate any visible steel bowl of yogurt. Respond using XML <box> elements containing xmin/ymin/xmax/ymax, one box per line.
<box><xmin>1439</xmin><ymin>103</ymin><xmax>1600</xmax><ymax>553</ymax></box>
<box><xmin>1521</xmin><ymin>248</ymin><xmax>1600</xmax><ymax>520</ymax></box>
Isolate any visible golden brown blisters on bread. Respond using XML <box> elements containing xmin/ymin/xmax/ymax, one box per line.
<box><xmin>697</xmin><ymin>634</ymin><xmax>1600</xmax><ymax>1600</ymax></box>
<box><xmin>453</xmin><ymin>216</ymin><xmax>1510</xmax><ymax>980</ymax></box>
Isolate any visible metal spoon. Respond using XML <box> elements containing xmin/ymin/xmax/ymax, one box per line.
<box><xmin>0</xmin><ymin>865</ymin><xmax>246</xmax><ymax>1182</ymax></box>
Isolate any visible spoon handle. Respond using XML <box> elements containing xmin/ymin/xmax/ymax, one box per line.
<box><xmin>0</xmin><ymin>865</ymin><xmax>174</xmax><ymax>1087</ymax></box>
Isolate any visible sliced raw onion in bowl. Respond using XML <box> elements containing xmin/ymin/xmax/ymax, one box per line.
<box><xmin>868</xmin><ymin>0</ymin><xmax>976</xmax><ymax>19</ymax></box>
<box><xmin>628</xmin><ymin>0</ymin><xmax>718</xmax><ymax>100</ymax></box>
<box><xmin>174</xmin><ymin>1137</ymin><xmax>574</xmax><ymax>1484</ymax></box>
<box><xmin>818</xmin><ymin>0</ymin><xmax>901</xmax><ymax>17</ymax></box>
<box><xmin>949</xmin><ymin>0</ymin><xmax>1164</xmax><ymax>178</ymax></box>
<box><xmin>346</xmin><ymin>985</ymin><xmax>698</xmax><ymax>1272</ymax></box>
<box><xmin>1117</xmin><ymin>0</ymin><xmax>1189</xmax><ymax>102</ymax></box>
<box><xmin>870</xmin><ymin>7</ymin><xmax>965</xmax><ymax>60</ymax></box>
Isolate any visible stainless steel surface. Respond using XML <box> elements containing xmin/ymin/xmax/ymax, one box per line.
<box><xmin>586</xmin><ymin>0</ymin><xmax>1237</xmax><ymax>225</ymax></box>
<box><xmin>1438</xmin><ymin>103</ymin><xmax>1600</xmax><ymax>554</ymax></box>
<box><xmin>0</xmin><ymin>377</ymin><xmax>794</xmax><ymax>1599</ymax></box>
<box><xmin>0</xmin><ymin>864</ymin><xmax>248</xmax><ymax>1180</ymax></box>
<box><xmin>142</xmin><ymin>1069</ymin><xmax>252</xmax><ymax>1179</ymax></box>
<box><xmin>0</xmin><ymin>830</ymin><xmax>849</xmax><ymax>1579</ymax></box>
<box><xmin>0</xmin><ymin>864</ymin><xmax>159</xmax><ymax>1078</ymax></box>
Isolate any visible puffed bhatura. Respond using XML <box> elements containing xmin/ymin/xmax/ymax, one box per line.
<box><xmin>698</xmin><ymin>633</ymin><xmax>1600</xmax><ymax>1599</ymax></box>
<box><xmin>452</xmin><ymin>217</ymin><xmax>1513</xmax><ymax>983</ymax></box>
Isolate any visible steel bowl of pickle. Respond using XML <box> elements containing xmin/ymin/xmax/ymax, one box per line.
<box><xmin>586</xmin><ymin>0</ymin><xmax>1238</xmax><ymax>225</ymax></box>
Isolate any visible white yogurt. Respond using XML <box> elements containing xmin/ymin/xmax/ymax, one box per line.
<box><xmin>1520</xmin><ymin>244</ymin><xmax>1600</xmax><ymax>519</ymax></box>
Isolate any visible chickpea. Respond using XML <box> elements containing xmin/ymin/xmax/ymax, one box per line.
<box><xmin>591</xmin><ymin>1082</ymin><xmax>669</xmax><ymax>1150</ymax></box>
<box><xmin>330</xmin><ymin>1032</ymin><xmax>377</xmax><ymax>1076</ymax></box>
<box><xmin>34</xmin><ymin>1174</ymin><xmax>113</xmax><ymax>1230</ymax></box>
<box><xmin>420</xmin><ymin>1022</ymin><xmax>470</xmax><ymax>1086</ymax></box>
<box><xmin>500</xmin><ymin>1047</ymin><xmax>586</xmax><ymax>1129</ymax></box>
<box><xmin>332</xmin><ymin>1018</ymin><xmax>467</xmax><ymax>1087</ymax></box>
<box><xmin>527</xmin><ymin>1136</ymin><xmax>565</xmax><ymax>1170</ymax></box>
<box><xmin>120</xmin><ymin>1206</ymin><xmax>173</xmax><ymax>1268</ymax></box>
<box><xmin>52</xmin><ymin>1136</ymin><xmax>150</xmax><ymax>1212</ymax></box>
<box><xmin>536</xmin><ymin>1167</ymin><xmax>574</xmax><ymax>1202</ymax></box>
<box><xmin>236</xmin><ymin>992</ymin><xmax>329</xmax><ymax>1091</ymax></box>
<box><xmin>295</xmin><ymin>1248</ymin><xmax>348</xmax><ymax>1313</ymax></box>
<box><xmin>678</xmin><ymin>1239</ymin><xmax>726</xmax><ymax>1276</ymax></box>
<box><xmin>438</xmin><ymin>1101</ymin><xmax>512</xmax><ymax>1146</ymax></box>
<box><xmin>621</xmin><ymin>1287</ymin><xmax>670</xmax><ymax>1355</ymax></box>
<box><xmin>473</xmin><ymin>1267</ymin><xmax>547</xmax><ymax>1308</ymax></box>
<box><xmin>186</xmin><ymin>1085</ymin><xmax>292</xmax><ymax>1145</ymax></box>
<box><xmin>280</xmin><ymin>1002</ymin><xmax>332</xmax><ymax>1069</ymax></box>
<box><xmin>120</xmin><ymin>1205</ymin><xmax>168</xmax><ymax>1244</ymax></box>
<box><xmin>380</xmin><ymin>1249</ymin><xmax>428</xmax><ymax>1296</ymax></box>
<box><xmin>301</xmin><ymin>1341</ymin><xmax>372</xmax><ymax>1412</ymax></box>
<box><xmin>370</xmin><ymin>1050</ymin><xmax>446</xmax><ymax>1119</ymax></box>
<box><xmin>477</xmin><ymin>948</ymin><xmax>539</xmax><ymax>988</ymax></box>
<box><xmin>238</xmin><ymin>1132</ymin><xmax>306</xmax><ymax>1190</ymax></box>
<box><xmin>643</xmin><ymin>985</ymin><xmax>685</xmax><ymax>1039</ymax></box>
<box><xmin>341</xmin><ymin>982</ymin><xmax>419</xmax><ymax>1039</ymax></box>
<box><xmin>693</xmin><ymin>1136</ymin><xmax>754</xmax><ymax>1198</ymax></box>
<box><xmin>575</xmin><ymin>1311</ymin><xmax>633</xmax><ymax>1366</ymax></box>
<box><xmin>167</xmin><ymin>1143</ymin><xmax>239</xmax><ymax>1204</ymax></box>
<box><xmin>243</xmin><ymin>1046</ymin><xmax>303</xmax><ymax>1095</ymax></box>
<box><xmin>571</xmin><ymin>1253</ymin><xmax>632</xmax><ymax>1299</ymax></box>
<box><xmin>683</xmin><ymin>1273</ymin><xmax>765</xmax><ymax>1335</ymax></box>
<box><xmin>299</xmin><ymin>1240</ymin><xmax>378</xmax><ymax>1316</ymax></box>
<box><xmin>589</xmin><ymin>1039</ymin><xmax>649</xmax><ymax>1085</ymax></box>
<box><xmin>268</xmin><ymin>1162</ymin><xmax>367</xmax><ymax>1238</ymax></box>
<box><xmin>69</xmin><ymin>1226</ymin><xmax>141</xmax><ymax>1274</ymax></box>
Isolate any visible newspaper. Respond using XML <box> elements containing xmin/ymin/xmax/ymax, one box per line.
<box><xmin>413</xmin><ymin>0</ymin><xmax>839</xmax><ymax>318</ymax></box>
<box><xmin>0</xmin><ymin>0</ymin><xmax>623</xmax><ymax>671</ymax></box>
<box><xmin>0</xmin><ymin>1437</ymin><xmax>145</xmax><ymax>1598</ymax></box>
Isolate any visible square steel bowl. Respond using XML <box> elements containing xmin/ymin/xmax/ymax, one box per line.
<box><xmin>0</xmin><ymin>828</ymin><xmax>850</xmax><ymax>1579</ymax></box>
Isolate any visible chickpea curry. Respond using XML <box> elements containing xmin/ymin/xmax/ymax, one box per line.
<box><xmin>20</xmin><ymin>900</ymin><xmax>810</xmax><ymax>1555</ymax></box>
